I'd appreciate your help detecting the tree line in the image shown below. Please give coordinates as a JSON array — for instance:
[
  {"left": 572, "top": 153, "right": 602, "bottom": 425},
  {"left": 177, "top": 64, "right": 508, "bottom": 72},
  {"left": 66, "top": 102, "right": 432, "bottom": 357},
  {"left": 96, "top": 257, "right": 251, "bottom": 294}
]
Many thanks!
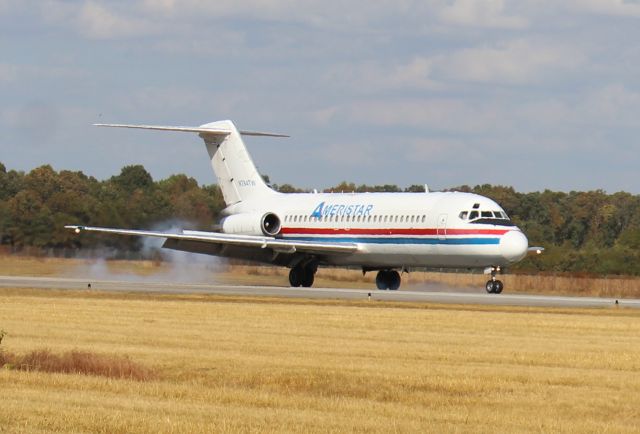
[{"left": 1, "top": 162, "right": 639, "bottom": 275}]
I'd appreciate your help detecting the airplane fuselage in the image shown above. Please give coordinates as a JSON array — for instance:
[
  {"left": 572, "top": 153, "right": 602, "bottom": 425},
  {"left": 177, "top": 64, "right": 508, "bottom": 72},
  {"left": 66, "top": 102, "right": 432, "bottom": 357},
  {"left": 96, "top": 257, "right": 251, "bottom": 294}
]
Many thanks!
[{"left": 221, "top": 190, "right": 528, "bottom": 270}]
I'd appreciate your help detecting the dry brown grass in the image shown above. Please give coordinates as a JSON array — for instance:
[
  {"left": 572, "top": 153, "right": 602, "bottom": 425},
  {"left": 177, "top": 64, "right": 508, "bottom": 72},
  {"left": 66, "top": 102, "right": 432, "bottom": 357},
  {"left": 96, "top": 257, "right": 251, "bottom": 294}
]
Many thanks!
[
  {"left": 1, "top": 288, "right": 639, "bottom": 433},
  {"left": 0, "top": 349, "right": 155, "bottom": 381},
  {"left": 3, "top": 254, "right": 640, "bottom": 297}
]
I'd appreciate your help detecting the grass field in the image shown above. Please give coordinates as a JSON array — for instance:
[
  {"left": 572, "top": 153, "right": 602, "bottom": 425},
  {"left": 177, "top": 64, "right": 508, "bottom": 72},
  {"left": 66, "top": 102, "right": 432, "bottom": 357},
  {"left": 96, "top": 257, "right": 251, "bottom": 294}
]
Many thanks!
[{"left": 1, "top": 287, "right": 639, "bottom": 433}]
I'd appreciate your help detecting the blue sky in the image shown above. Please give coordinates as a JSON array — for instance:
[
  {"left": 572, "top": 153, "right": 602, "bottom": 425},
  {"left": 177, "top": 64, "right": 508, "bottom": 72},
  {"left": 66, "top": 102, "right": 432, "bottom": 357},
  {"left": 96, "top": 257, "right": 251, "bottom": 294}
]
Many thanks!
[{"left": 1, "top": 0, "right": 639, "bottom": 192}]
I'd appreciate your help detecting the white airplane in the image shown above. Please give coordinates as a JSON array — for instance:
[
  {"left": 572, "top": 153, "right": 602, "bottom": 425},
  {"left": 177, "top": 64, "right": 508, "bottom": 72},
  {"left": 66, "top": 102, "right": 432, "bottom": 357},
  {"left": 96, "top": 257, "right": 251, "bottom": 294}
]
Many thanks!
[{"left": 67, "top": 120, "right": 542, "bottom": 293}]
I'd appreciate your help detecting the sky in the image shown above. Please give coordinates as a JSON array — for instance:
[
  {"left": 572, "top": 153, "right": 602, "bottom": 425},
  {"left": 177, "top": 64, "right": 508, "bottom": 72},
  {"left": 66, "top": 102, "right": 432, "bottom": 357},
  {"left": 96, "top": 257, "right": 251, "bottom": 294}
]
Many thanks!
[{"left": 1, "top": 0, "right": 639, "bottom": 193}]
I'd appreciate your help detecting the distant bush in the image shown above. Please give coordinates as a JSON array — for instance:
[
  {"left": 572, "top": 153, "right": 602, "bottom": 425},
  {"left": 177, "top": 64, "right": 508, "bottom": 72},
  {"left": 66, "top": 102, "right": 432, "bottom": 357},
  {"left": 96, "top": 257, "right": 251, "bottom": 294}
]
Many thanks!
[{"left": 1, "top": 348, "right": 156, "bottom": 381}]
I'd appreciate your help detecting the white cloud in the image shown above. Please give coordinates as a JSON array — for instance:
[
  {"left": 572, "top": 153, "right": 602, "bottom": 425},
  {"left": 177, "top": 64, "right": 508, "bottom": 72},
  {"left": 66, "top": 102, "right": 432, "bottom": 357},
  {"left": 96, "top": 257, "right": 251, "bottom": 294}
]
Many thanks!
[
  {"left": 0, "top": 64, "right": 18, "bottom": 82},
  {"left": 439, "top": 0, "right": 528, "bottom": 29},
  {"left": 430, "top": 39, "right": 585, "bottom": 84},
  {"left": 321, "top": 37, "right": 586, "bottom": 96},
  {"left": 568, "top": 0, "right": 640, "bottom": 17},
  {"left": 322, "top": 58, "right": 441, "bottom": 95},
  {"left": 39, "top": 1, "right": 156, "bottom": 39},
  {"left": 76, "top": 1, "right": 155, "bottom": 39},
  {"left": 140, "top": 0, "right": 411, "bottom": 28},
  {"left": 339, "top": 98, "right": 502, "bottom": 134}
]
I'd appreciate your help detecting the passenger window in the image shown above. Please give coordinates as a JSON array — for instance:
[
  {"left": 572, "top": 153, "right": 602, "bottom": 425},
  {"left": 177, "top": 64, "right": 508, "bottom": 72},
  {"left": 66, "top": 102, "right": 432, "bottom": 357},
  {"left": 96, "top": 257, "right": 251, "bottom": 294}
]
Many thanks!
[
  {"left": 421, "top": 215, "right": 426, "bottom": 223},
  {"left": 469, "top": 211, "right": 479, "bottom": 220},
  {"left": 459, "top": 211, "right": 468, "bottom": 220}
]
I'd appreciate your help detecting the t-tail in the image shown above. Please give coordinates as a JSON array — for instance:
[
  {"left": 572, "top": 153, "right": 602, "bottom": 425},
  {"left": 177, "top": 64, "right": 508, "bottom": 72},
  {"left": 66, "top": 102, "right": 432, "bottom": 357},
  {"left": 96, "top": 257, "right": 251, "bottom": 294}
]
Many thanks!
[{"left": 94, "top": 120, "right": 287, "bottom": 205}]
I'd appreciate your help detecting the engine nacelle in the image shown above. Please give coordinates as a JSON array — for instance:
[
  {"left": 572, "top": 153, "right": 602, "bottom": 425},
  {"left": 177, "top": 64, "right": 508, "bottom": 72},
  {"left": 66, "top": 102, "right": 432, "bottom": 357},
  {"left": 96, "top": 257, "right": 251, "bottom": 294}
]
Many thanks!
[{"left": 221, "top": 212, "right": 281, "bottom": 236}]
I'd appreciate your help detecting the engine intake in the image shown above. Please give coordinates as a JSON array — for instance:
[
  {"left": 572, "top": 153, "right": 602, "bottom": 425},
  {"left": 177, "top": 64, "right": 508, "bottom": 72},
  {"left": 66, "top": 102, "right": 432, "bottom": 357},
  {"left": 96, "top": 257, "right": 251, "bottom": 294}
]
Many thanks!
[
  {"left": 221, "top": 212, "right": 281, "bottom": 237},
  {"left": 261, "top": 212, "right": 281, "bottom": 236}
]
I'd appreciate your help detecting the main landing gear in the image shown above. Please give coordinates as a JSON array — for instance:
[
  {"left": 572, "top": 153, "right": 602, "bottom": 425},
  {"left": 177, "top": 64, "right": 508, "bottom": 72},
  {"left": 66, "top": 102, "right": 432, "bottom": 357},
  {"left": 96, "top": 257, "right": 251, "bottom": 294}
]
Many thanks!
[
  {"left": 289, "top": 262, "right": 317, "bottom": 288},
  {"left": 485, "top": 267, "right": 504, "bottom": 294},
  {"left": 376, "top": 270, "right": 401, "bottom": 290}
]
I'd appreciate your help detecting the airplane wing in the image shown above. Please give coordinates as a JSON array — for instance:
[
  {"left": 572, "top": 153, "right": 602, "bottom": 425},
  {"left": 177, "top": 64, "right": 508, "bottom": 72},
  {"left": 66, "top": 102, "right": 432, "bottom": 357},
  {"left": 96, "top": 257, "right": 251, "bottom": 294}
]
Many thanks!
[
  {"left": 64, "top": 225, "right": 358, "bottom": 255},
  {"left": 528, "top": 246, "right": 545, "bottom": 255}
]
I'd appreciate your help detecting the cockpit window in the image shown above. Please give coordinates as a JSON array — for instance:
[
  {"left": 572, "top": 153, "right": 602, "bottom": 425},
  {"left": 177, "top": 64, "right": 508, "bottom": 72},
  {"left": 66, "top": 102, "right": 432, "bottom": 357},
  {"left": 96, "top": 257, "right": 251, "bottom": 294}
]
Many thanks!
[{"left": 460, "top": 208, "right": 513, "bottom": 225}]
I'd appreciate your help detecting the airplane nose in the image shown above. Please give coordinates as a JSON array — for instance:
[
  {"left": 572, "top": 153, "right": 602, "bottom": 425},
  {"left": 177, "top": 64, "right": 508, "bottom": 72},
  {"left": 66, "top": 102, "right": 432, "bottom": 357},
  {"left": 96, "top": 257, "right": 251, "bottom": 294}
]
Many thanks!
[{"left": 500, "top": 230, "right": 528, "bottom": 263}]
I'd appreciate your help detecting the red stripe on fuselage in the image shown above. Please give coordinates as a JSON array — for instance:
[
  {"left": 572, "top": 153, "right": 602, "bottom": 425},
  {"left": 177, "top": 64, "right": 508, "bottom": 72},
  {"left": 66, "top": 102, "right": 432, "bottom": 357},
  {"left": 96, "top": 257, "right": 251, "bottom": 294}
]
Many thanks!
[{"left": 280, "top": 227, "right": 509, "bottom": 236}]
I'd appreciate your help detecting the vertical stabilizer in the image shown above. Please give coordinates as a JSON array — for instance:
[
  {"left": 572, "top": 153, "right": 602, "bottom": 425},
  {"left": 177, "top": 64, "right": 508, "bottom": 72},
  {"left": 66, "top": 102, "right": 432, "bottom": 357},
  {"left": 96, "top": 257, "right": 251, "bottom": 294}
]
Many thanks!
[
  {"left": 94, "top": 120, "right": 282, "bottom": 206},
  {"left": 199, "top": 120, "right": 275, "bottom": 205}
]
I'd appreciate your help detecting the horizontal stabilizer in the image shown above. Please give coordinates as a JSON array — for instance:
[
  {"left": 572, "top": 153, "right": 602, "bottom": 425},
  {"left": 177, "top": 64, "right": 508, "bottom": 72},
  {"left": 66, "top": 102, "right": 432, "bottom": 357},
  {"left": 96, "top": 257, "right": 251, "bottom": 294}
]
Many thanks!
[{"left": 94, "top": 123, "right": 289, "bottom": 137}]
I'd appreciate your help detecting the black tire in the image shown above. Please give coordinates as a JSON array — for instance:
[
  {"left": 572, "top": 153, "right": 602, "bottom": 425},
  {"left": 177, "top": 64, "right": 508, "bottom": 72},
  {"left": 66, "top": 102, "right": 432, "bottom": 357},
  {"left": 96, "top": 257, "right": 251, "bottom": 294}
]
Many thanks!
[
  {"left": 301, "top": 270, "right": 314, "bottom": 287},
  {"left": 485, "top": 280, "right": 495, "bottom": 294},
  {"left": 376, "top": 271, "right": 389, "bottom": 290},
  {"left": 388, "top": 270, "right": 401, "bottom": 290},
  {"left": 289, "top": 267, "right": 302, "bottom": 287},
  {"left": 494, "top": 280, "right": 504, "bottom": 294}
]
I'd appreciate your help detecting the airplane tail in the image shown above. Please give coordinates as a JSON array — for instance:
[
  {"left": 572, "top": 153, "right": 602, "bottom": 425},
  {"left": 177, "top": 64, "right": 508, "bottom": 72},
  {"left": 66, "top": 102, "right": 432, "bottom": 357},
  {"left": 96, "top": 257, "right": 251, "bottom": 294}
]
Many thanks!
[{"left": 95, "top": 120, "right": 287, "bottom": 205}]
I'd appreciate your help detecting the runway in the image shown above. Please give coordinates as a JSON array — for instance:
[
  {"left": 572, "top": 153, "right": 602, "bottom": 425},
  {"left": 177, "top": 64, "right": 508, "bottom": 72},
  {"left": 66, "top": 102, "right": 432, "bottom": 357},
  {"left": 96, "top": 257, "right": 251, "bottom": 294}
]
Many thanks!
[{"left": 1, "top": 275, "right": 639, "bottom": 309}]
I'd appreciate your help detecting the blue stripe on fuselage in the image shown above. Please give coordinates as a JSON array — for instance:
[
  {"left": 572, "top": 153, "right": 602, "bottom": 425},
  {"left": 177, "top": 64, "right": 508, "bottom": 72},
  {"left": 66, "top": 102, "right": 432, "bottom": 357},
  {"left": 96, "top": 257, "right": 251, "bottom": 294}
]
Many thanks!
[{"left": 284, "top": 236, "right": 500, "bottom": 245}]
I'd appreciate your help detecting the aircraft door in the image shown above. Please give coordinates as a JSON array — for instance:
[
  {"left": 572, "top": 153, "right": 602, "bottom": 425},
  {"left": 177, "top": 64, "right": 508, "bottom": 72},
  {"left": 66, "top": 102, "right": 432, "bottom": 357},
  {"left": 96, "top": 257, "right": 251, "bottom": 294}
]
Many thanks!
[{"left": 437, "top": 214, "right": 447, "bottom": 240}]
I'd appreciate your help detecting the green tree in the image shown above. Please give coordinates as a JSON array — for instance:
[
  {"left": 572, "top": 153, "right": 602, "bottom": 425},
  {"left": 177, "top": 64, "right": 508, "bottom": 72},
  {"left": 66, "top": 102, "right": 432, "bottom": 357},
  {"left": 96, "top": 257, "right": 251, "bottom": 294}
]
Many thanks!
[{"left": 110, "top": 165, "right": 154, "bottom": 193}]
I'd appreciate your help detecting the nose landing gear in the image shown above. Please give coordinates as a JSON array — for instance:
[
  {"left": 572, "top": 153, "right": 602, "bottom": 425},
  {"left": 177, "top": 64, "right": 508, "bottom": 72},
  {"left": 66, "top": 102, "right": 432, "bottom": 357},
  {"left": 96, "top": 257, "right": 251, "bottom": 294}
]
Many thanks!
[{"left": 485, "top": 267, "right": 504, "bottom": 294}]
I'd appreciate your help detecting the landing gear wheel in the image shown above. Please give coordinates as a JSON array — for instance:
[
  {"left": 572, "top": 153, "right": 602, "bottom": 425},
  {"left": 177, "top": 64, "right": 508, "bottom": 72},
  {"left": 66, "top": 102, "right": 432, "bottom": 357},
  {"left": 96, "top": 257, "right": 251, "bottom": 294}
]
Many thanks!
[
  {"left": 485, "top": 280, "right": 495, "bottom": 294},
  {"left": 485, "top": 280, "right": 504, "bottom": 294},
  {"left": 494, "top": 280, "right": 504, "bottom": 294},
  {"left": 301, "top": 268, "right": 315, "bottom": 287},
  {"left": 289, "top": 267, "right": 302, "bottom": 287},
  {"left": 376, "top": 271, "right": 389, "bottom": 290},
  {"left": 376, "top": 270, "right": 402, "bottom": 290},
  {"left": 289, "top": 262, "right": 317, "bottom": 288},
  {"left": 388, "top": 271, "right": 401, "bottom": 290}
]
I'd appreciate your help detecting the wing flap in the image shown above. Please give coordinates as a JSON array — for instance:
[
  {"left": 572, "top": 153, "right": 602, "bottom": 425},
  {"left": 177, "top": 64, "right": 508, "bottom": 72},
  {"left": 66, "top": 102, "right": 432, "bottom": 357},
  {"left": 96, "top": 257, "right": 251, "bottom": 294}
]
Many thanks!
[{"left": 65, "top": 225, "right": 358, "bottom": 254}]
